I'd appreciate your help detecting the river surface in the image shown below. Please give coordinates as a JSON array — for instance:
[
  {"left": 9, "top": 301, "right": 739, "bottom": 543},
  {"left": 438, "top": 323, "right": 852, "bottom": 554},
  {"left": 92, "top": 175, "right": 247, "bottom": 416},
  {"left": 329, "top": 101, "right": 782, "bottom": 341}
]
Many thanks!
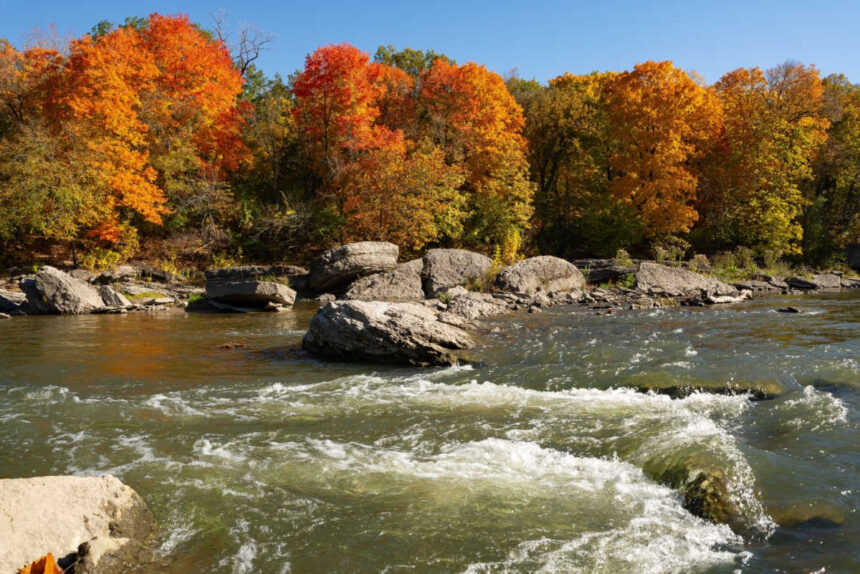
[{"left": 1, "top": 292, "right": 858, "bottom": 573}]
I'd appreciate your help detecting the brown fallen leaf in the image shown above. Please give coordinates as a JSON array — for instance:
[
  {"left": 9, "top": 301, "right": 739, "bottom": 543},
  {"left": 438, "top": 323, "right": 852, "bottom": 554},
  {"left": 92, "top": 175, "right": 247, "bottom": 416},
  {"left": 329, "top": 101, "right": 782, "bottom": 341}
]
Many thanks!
[{"left": 18, "top": 553, "right": 62, "bottom": 574}]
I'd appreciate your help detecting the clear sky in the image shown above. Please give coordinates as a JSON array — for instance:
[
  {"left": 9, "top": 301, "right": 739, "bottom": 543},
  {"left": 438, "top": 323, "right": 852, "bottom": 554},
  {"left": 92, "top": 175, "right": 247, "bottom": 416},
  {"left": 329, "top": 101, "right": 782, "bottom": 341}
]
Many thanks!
[{"left": 1, "top": 0, "right": 858, "bottom": 84}]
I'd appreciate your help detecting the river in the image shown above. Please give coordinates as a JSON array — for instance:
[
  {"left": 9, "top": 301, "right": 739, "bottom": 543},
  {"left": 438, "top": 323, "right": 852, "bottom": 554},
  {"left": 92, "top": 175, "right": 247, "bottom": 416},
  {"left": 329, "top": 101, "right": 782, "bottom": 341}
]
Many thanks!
[{"left": 0, "top": 292, "right": 857, "bottom": 573}]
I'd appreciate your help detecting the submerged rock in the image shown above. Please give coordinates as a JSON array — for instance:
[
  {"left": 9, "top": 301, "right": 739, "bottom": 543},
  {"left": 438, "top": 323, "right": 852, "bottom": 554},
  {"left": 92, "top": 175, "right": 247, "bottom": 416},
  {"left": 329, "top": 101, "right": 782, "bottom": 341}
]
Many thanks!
[
  {"left": 682, "top": 469, "right": 734, "bottom": 525},
  {"left": 309, "top": 242, "right": 399, "bottom": 292},
  {"left": 343, "top": 265, "right": 424, "bottom": 301},
  {"left": 422, "top": 249, "right": 493, "bottom": 295},
  {"left": 635, "top": 261, "right": 737, "bottom": 298},
  {"left": 633, "top": 379, "right": 784, "bottom": 401},
  {"left": 0, "top": 475, "right": 155, "bottom": 574},
  {"left": 303, "top": 300, "right": 473, "bottom": 366},
  {"left": 495, "top": 256, "right": 585, "bottom": 295},
  {"left": 19, "top": 266, "right": 105, "bottom": 315}
]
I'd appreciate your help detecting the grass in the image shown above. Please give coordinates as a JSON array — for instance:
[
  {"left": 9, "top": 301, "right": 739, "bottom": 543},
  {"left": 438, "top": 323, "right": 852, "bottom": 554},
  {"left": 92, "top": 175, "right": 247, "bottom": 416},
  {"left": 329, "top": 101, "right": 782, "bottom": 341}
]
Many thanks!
[
  {"left": 187, "top": 293, "right": 206, "bottom": 304},
  {"left": 125, "top": 291, "right": 166, "bottom": 301}
]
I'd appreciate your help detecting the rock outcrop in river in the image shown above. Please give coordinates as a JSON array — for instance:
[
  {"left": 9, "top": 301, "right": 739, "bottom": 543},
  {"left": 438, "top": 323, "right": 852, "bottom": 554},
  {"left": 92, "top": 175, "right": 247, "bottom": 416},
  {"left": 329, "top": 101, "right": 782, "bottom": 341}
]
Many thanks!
[
  {"left": 343, "top": 264, "right": 424, "bottom": 302},
  {"left": 422, "top": 249, "right": 493, "bottom": 295},
  {"left": 303, "top": 300, "right": 474, "bottom": 366},
  {"left": 495, "top": 256, "right": 585, "bottom": 295},
  {"left": 205, "top": 266, "right": 297, "bottom": 311},
  {"left": 0, "top": 475, "right": 155, "bottom": 574},
  {"left": 309, "top": 242, "right": 399, "bottom": 292}
]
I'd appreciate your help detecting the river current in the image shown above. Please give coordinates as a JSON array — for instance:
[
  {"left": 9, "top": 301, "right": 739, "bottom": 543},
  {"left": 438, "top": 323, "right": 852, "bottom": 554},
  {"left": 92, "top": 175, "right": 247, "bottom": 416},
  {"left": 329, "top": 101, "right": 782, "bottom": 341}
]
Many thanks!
[{"left": 0, "top": 292, "right": 857, "bottom": 573}]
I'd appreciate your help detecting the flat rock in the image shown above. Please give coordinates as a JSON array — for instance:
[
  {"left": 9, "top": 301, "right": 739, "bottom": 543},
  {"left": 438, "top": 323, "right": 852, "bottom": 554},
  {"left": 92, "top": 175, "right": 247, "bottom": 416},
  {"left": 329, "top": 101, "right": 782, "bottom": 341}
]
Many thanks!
[
  {"left": 635, "top": 261, "right": 737, "bottom": 298},
  {"left": 303, "top": 300, "right": 473, "bottom": 366},
  {"left": 495, "top": 256, "right": 585, "bottom": 295},
  {"left": 343, "top": 266, "right": 424, "bottom": 301},
  {"left": 19, "top": 266, "right": 105, "bottom": 314},
  {"left": 95, "top": 265, "right": 139, "bottom": 284},
  {"left": 129, "top": 262, "right": 179, "bottom": 284},
  {"left": 309, "top": 242, "right": 399, "bottom": 292},
  {"left": 438, "top": 292, "right": 510, "bottom": 325},
  {"left": 0, "top": 475, "right": 155, "bottom": 574},
  {"left": 841, "top": 277, "right": 860, "bottom": 289},
  {"left": 786, "top": 274, "right": 842, "bottom": 290},
  {"left": 206, "top": 278, "right": 296, "bottom": 308},
  {"left": 423, "top": 249, "right": 493, "bottom": 295},
  {"left": 734, "top": 280, "right": 777, "bottom": 292}
]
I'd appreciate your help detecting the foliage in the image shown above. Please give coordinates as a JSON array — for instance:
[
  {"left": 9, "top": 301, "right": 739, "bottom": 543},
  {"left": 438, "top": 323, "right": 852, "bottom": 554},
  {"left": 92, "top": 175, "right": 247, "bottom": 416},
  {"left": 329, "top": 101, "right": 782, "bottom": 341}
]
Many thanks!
[
  {"left": 607, "top": 61, "right": 722, "bottom": 236},
  {"left": 614, "top": 248, "right": 633, "bottom": 266},
  {"left": 650, "top": 235, "right": 690, "bottom": 266}
]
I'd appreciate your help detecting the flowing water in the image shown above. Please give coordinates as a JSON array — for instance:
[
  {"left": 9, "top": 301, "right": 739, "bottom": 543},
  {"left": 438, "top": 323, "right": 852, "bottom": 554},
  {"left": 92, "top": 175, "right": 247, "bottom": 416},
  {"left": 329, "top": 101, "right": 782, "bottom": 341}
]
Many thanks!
[{"left": 0, "top": 292, "right": 858, "bottom": 573}]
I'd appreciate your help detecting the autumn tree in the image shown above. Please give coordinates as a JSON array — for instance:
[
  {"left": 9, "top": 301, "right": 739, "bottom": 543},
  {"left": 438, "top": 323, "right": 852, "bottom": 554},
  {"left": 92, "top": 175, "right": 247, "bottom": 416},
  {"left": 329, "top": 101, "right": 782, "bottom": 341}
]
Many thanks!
[
  {"left": 698, "top": 62, "right": 828, "bottom": 256},
  {"left": 607, "top": 61, "right": 721, "bottom": 238},
  {"left": 420, "top": 60, "right": 533, "bottom": 259},
  {"left": 806, "top": 74, "right": 860, "bottom": 261},
  {"left": 293, "top": 43, "right": 466, "bottom": 252}
]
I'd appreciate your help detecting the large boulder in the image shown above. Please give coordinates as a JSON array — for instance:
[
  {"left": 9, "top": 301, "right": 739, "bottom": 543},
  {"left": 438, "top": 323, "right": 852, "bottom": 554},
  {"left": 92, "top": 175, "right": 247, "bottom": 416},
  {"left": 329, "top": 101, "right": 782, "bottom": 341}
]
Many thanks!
[
  {"left": 343, "top": 265, "right": 424, "bottom": 301},
  {"left": 19, "top": 266, "right": 105, "bottom": 314},
  {"left": 574, "top": 259, "right": 638, "bottom": 285},
  {"left": 205, "top": 267, "right": 296, "bottom": 309},
  {"left": 495, "top": 256, "right": 585, "bottom": 295},
  {"left": 309, "top": 242, "right": 399, "bottom": 292},
  {"left": 0, "top": 475, "right": 155, "bottom": 574},
  {"left": 303, "top": 301, "right": 473, "bottom": 366},
  {"left": 422, "top": 249, "right": 493, "bottom": 296},
  {"left": 635, "top": 261, "right": 737, "bottom": 298}
]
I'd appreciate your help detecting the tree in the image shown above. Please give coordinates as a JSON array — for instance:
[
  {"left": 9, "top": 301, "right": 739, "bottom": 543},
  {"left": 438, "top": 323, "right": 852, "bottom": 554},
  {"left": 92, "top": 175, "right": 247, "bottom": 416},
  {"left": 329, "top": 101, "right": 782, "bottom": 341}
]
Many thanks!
[
  {"left": 607, "top": 61, "right": 722, "bottom": 237},
  {"left": 420, "top": 60, "right": 533, "bottom": 258},
  {"left": 699, "top": 62, "right": 828, "bottom": 255}
]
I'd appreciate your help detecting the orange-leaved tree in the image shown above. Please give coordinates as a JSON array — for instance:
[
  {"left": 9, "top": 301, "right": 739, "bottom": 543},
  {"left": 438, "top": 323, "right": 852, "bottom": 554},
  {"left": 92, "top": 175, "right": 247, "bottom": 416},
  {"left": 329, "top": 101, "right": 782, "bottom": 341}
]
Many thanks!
[
  {"left": 420, "top": 60, "right": 533, "bottom": 260},
  {"left": 607, "top": 61, "right": 722, "bottom": 238}
]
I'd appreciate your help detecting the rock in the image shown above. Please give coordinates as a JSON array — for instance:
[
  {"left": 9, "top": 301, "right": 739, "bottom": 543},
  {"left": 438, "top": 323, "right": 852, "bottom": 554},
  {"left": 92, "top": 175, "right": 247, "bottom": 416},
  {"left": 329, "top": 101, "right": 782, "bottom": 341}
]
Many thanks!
[
  {"left": 68, "top": 269, "right": 97, "bottom": 283},
  {"left": 495, "top": 256, "right": 585, "bottom": 295},
  {"left": 0, "top": 312, "right": 10, "bottom": 319},
  {"left": 635, "top": 261, "right": 737, "bottom": 298},
  {"left": 205, "top": 267, "right": 296, "bottom": 309},
  {"left": 572, "top": 259, "right": 639, "bottom": 285},
  {"left": 98, "top": 285, "right": 131, "bottom": 308},
  {"left": 19, "top": 266, "right": 105, "bottom": 314},
  {"left": 634, "top": 379, "right": 784, "bottom": 401},
  {"left": 786, "top": 274, "right": 842, "bottom": 290},
  {"left": 422, "top": 249, "right": 493, "bottom": 295},
  {"left": 95, "top": 265, "right": 139, "bottom": 284},
  {"left": 841, "top": 277, "right": 860, "bottom": 289},
  {"left": 682, "top": 469, "right": 734, "bottom": 525},
  {"left": 810, "top": 273, "right": 842, "bottom": 290},
  {"left": 770, "top": 501, "right": 845, "bottom": 528},
  {"left": 753, "top": 274, "right": 789, "bottom": 289},
  {"left": 778, "top": 306, "right": 801, "bottom": 313},
  {"left": 343, "top": 265, "right": 424, "bottom": 301},
  {"left": 314, "top": 293, "right": 336, "bottom": 303},
  {"left": 0, "top": 475, "right": 155, "bottom": 574},
  {"left": 302, "top": 301, "right": 473, "bottom": 366},
  {"left": 143, "top": 297, "right": 174, "bottom": 306},
  {"left": 121, "top": 284, "right": 171, "bottom": 297},
  {"left": 0, "top": 288, "right": 28, "bottom": 314},
  {"left": 399, "top": 258, "right": 424, "bottom": 273},
  {"left": 308, "top": 242, "right": 399, "bottom": 292},
  {"left": 129, "top": 262, "right": 179, "bottom": 284},
  {"left": 438, "top": 292, "right": 510, "bottom": 325},
  {"left": 733, "top": 280, "right": 777, "bottom": 292}
]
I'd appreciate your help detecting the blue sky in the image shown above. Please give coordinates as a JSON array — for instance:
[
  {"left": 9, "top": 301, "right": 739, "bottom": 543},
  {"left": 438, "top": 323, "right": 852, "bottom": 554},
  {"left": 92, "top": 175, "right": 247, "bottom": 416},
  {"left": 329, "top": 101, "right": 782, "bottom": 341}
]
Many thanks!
[{"left": 1, "top": 0, "right": 857, "bottom": 84}]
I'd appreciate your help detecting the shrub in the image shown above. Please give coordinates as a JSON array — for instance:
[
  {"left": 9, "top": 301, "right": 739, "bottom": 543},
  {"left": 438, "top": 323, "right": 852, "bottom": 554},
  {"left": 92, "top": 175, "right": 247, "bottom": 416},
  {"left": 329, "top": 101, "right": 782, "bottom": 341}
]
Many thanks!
[
  {"left": 614, "top": 248, "right": 633, "bottom": 266},
  {"left": 688, "top": 253, "right": 710, "bottom": 273},
  {"left": 651, "top": 236, "right": 690, "bottom": 266}
]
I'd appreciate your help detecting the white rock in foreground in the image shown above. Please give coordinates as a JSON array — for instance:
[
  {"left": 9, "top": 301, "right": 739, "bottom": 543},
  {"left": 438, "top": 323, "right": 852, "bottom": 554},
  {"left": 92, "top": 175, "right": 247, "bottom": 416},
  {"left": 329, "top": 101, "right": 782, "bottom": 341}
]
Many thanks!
[{"left": 0, "top": 475, "right": 155, "bottom": 573}]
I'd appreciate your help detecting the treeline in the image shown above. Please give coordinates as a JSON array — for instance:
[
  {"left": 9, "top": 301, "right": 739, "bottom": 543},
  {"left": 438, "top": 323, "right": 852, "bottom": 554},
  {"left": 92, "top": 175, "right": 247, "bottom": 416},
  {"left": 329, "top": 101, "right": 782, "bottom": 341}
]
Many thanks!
[{"left": 0, "top": 14, "right": 857, "bottom": 270}]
